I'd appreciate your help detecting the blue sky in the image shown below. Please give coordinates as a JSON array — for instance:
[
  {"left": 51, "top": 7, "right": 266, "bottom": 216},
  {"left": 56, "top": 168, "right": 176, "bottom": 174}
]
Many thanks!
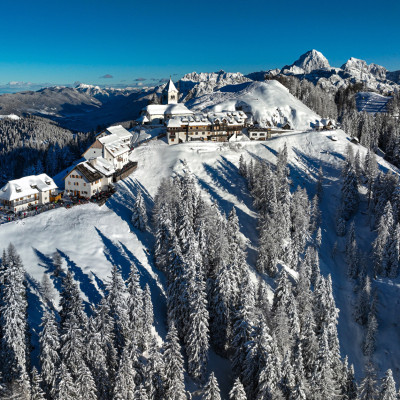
[{"left": 1, "top": 0, "right": 399, "bottom": 88}]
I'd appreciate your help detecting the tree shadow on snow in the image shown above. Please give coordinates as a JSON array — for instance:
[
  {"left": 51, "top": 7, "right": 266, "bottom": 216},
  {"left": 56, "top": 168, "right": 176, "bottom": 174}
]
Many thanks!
[
  {"left": 57, "top": 249, "right": 102, "bottom": 306},
  {"left": 118, "top": 241, "right": 167, "bottom": 339},
  {"left": 25, "top": 273, "right": 45, "bottom": 370},
  {"left": 33, "top": 248, "right": 65, "bottom": 294}
]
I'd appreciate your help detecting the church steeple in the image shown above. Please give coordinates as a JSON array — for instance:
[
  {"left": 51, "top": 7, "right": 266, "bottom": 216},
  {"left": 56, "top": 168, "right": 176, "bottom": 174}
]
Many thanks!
[{"left": 162, "top": 77, "right": 179, "bottom": 104}]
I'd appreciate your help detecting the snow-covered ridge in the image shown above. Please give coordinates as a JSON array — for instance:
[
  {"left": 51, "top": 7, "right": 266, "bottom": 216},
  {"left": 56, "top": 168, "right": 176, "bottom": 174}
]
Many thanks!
[
  {"left": 269, "top": 50, "right": 400, "bottom": 94},
  {"left": 282, "top": 49, "right": 331, "bottom": 75},
  {"left": 187, "top": 80, "right": 321, "bottom": 130},
  {"left": 179, "top": 70, "right": 251, "bottom": 101}
]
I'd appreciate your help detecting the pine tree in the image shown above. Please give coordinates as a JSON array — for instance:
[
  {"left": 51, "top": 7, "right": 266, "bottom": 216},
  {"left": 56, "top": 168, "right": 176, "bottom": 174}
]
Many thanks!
[
  {"left": 346, "top": 222, "right": 359, "bottom": 279},
  {"left": 142, "top": 284, "right": 154, "bottom": 351},
  {"left": 239, "top": 155, "right": 247, "bottom": 177},
  {"left": 145, "top": 336, "right": 166, "bottom": 400},
  {"left": 341, "top": 164, "right": 359, "bottom": 220},
  {"left": 363, "top": 312, "right": 378, "bottom": 357},
  {"left": 41, "top": 273, "right": 55, "bottom": 304},
  {"left": 127, "top": 263, "right": 144, "bottom": 348},
  {"left": 31, "top": 367, "right": 46, "bottom": 400},
  {"left": 0, "top": 244, "right": 30, "bottom": 396},
  {"left": 230, "top": 378, "right": 247, "bottom": 400},
  {"left": 113, "top": 344, "right": 137, "bottom": 400},
  {"left": 354, "top": 275, "right": 371, "bottom": 326},
  {"left": 202, "top": 372, "right": 221, "bottom": 400},
  {"left": 358, "top": 363, "right": 378, "bottom": 400},
  {"left": 76, "top": 363, "right": 97, "bottom": 400},
  {"left": 54, "top": 362, "right": 77, "bottom": 400},
  {"left": 163, "top": 324, "right": 186, "bottom": 400},
  {"left": 39, "top": 307, "right": 60, "bottom": 397},
  {"left": 379, "top": 369, "right": 397, "bottom": 400},
  {"left": 106, "top": 265, "right": 129, "bottom": 356},
  {"left": 132, "top": 191, "right": 148, "bottom": 232}
]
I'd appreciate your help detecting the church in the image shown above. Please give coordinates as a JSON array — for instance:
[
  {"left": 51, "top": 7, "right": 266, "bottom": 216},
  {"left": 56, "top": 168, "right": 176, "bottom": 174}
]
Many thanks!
[{"left": 138, "top": 78, "right": 193, "bottom": 125}]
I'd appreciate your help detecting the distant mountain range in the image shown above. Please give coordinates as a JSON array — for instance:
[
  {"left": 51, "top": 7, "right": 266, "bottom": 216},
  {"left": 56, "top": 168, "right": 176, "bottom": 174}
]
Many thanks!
[
  {"left": 0, "top": 50, "right": 398, "bottom": 131},
  {"left": 258, "top": 49, "right": 400, "bottom": 93}
]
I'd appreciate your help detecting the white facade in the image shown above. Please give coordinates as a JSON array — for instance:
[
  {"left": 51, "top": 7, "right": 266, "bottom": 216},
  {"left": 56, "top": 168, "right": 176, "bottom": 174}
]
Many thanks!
[
  {"left": 166, "top": 111, "right": 247, "bottom": 145},
  {"left": 141, "top": 103, "right": 193, "bottom": 125},
  {"left": 64, "top": 158, "right": 115, "bottom": 198},
  {"left": 83, "top": 132, "right": 132, "bottom": 171},
  {"left": 0, "top": 174, "right": 58, "bottom": 213},
  {"left": 162, "top": 78, "right": 179, "bottom": 105}
]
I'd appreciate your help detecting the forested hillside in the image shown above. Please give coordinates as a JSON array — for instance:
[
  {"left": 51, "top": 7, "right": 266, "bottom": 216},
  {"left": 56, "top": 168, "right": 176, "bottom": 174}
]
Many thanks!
[
  {"left": 1, "top": 129, "right": 400, "bottom": 399},
  {"left": 0, "top": 115, "right": 93, "bottom": 185}
]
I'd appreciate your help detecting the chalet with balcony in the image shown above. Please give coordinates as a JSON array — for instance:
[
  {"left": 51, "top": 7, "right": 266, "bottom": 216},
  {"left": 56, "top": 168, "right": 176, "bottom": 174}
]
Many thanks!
[
  {"left": 64, "top": 157, "right": 115, "bottom": 198},
  {"left": 166, "top": 111, "right": 247, "bottom": 144},
  {"left": 0, "top": 174, "right": 58, "bottom": 213}
]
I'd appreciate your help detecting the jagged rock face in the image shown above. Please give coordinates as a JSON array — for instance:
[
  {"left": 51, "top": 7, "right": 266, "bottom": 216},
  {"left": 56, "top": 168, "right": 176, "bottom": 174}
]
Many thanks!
[
  {"left": 263, "top": 50, "right": 399, "bottom": 93},
  {"left": 282, "top": 49, "right": 331, "bottom": 74},
  {"left": 341, "top": 57, "right": 387, "bottom": 81},
  {"left": 179, "top": 70, "right": 251, "bottom": 101}
]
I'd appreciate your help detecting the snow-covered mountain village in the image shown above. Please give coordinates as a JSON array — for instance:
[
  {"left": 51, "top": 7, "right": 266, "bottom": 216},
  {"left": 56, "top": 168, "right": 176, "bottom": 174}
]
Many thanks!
[{"left": 1, "top": 37, "right": 400, "bottom": 400}]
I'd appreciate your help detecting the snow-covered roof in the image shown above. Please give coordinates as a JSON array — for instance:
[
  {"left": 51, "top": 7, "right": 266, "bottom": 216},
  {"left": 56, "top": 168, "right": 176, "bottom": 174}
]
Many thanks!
[
  {"left": 0, "top": 174, "right": 57, "bottom": 201},
  {"left": 144, "top": 103, "right": 193, "bottom": 116},
  {"left": 99, "top": 134, "right": 131, "bottom": 157},
  {"left": 163, "top": 78, "right": 178, "bottom": 93},
  {"left": 166, "top": 118, "right": 183, "bottom": 128},
  {"left": 88, "top": 157, "right": 116, "bottom": 177},
  {"left": 106, "top": 125, "right": 132, "bottom": 140}
]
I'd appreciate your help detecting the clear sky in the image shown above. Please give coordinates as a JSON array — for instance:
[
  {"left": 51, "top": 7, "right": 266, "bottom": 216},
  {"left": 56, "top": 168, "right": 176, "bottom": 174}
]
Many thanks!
[{"left": 1, "top": 0, "right": 399, "bottom": 89}]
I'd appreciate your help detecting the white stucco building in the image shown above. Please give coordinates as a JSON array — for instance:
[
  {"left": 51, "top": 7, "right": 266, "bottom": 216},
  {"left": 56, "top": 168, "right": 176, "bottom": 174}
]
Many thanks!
[
  {"left": 82, "top": 132, "right": 132, "bottom": 171},
  {"left": 0, "top": 174, "right": 58, "bottom": 213},
  {"left": 139, "top": 78, "right": 193, "bottom": 125},
  {"left": 166, "top": 111, "right": 247, "bottom": 144},
  {"left": 64, "top": 157, "right": 115, "bottom": 198}
]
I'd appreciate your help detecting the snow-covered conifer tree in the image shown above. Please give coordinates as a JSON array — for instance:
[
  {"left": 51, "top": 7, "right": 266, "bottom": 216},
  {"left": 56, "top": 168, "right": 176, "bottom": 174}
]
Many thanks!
[
  {"left": 0, "top": 244, "right": 30, "bottom": 396},
  {"left": 106, "top": 265, "right": 129, "bottom": 356},
  {"left": 30, "top": 367, "right": 46, "bottom": 400},
  {"left": 230, "top": 378, "right": 247, "bottom": 400},
  {"left": 363, "top": 312, "right": 378, "bottom": 357},
  {"left": 127, "top": 263, "right": 144, "bottom": 348},
  {"left": 379, "top": 369, "right": 397, "bottom": 400},
  {"left": 341, "top": 163, "right": 359, "bottom": 220},
  {"left": 132, "top": 191, "right": 148, "bottom": 232},
  {"left": 202, "top": 372, "right": 221, "bottom": 400},
  {"left": 239, "top": 154, "right": 247, "bottom": 177},
  {"left": 54, "top": 362, "right": 77, "bottom": 400},
  {"left": 358, "top": 363, "right": 378, "bottom": 400},
  {"left": 163, "top": 323, "right": 186, "bottom": 400},
  {"left": 354, "top": 275, "right": 371, "bottom": 326},
  {"left": 39, "top": 307, "right": 60, "bottom": 397}
]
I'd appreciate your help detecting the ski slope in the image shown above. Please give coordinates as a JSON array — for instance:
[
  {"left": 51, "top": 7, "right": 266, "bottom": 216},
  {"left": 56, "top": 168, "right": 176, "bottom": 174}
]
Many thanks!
[
  {"left": 1, "top": 129, "right": 400, "bottom": 397},
  {"left": 356, "top": 92, "right": 392, "bottom": 113}
]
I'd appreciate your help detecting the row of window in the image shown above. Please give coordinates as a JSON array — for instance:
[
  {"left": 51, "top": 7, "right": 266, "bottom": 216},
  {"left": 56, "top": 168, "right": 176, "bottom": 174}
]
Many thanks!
[
  {"left": 70, "top": 174, "right": 81, "bottom": 179},
  {"left": 67, "top": 180, "right": 100, "bottom": 186}
]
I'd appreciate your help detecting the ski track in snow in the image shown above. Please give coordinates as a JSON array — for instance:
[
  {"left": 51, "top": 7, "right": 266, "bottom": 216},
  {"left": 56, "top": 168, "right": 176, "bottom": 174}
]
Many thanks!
[{"left": 2, "top": 128, "right": 400, "bottom": 396}]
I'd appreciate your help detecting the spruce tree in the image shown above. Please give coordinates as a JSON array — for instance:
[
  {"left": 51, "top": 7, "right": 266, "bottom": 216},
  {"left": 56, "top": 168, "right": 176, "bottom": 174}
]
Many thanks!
[
  {"left": 39, "top": 307, "right": 60, "bottom": 397},
  {"left": 0, "top": 244, "right": 30, "bottom": 396},
  {"left": 230, "top": 378, "right": 247, "bottom": 400},
  {"left": 163, "top": 324, "right": 186, "bottom": 400},
  {"left": 31, "top": 367, "right": 46, "bottom": 400},
  {"left": 202, "top": 372, "right": 221, "bottom": 400},
  {"left": 132, "top": 191, "right": 148, "bottom": 232},
  {"left": 379, "top": 369, "right": 397, "bottom": 400}
]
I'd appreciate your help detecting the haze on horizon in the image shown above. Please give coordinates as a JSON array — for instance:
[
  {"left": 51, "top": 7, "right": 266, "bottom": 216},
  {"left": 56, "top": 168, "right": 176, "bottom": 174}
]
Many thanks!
[{"left": 0, "top": 0, "right": 399, "bottom": 92}]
